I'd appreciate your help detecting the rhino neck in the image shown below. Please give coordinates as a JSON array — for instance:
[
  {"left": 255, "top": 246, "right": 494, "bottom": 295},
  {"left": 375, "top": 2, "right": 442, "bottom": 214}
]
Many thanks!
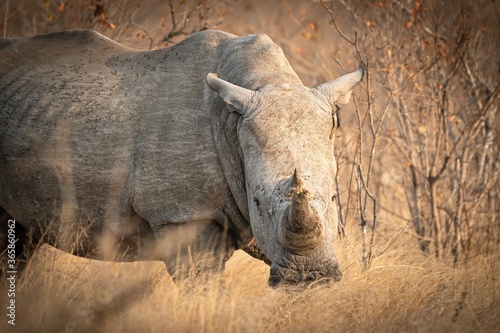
[{"left": 210, "top": 98, "right": 253, "bottom": 248}]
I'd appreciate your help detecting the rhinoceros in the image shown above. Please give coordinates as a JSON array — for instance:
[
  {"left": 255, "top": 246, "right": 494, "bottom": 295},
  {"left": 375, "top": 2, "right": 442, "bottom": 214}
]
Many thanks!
[{"left": 0, "top": 29, "right": 363, "bottom": 286}]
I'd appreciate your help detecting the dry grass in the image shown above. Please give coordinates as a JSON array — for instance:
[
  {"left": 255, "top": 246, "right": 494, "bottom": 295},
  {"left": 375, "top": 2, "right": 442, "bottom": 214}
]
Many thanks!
[{"left": 1, "top": 236, "right": 499, "bottom": 333}]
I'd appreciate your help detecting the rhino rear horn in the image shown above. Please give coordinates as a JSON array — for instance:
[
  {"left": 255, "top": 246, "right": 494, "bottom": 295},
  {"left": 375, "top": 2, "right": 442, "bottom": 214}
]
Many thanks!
[
  {"left": 315, "top": 67, "right": 364, "bottom": 106},
  {"left": 279, "top": 169, "right": 322, "bottom": 255}
]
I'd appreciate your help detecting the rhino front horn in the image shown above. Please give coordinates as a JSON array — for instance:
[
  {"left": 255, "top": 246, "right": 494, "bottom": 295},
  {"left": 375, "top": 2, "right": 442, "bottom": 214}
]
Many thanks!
[{"left": 279, "top": 169, "right": 322, "bottom": 255}]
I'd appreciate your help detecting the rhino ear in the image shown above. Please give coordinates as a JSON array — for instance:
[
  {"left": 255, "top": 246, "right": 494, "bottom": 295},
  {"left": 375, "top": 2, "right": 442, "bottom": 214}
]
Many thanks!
[
  {"left": 315, "top": 67, "right": 364, "bottom": 106},
  {"left": 207, "top": 73, "right": 255, "bottom": 114}
]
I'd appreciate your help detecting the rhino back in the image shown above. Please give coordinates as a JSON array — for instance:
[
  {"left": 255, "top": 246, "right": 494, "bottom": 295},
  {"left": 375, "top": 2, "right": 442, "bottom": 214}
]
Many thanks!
[{"left": 0, "top": 30, "right": 139, "bottom": 227}]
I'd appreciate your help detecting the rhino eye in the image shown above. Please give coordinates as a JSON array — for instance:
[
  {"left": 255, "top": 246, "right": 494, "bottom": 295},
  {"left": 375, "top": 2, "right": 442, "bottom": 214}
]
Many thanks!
[{"left": 253, "top": 197, "right": 263, "bottom": 217}]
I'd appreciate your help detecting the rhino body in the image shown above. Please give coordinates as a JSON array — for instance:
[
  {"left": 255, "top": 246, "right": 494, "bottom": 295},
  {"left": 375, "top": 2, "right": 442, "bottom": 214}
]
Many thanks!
[{"left": 0, "top": 30, "right": 363, "bottom": 285}]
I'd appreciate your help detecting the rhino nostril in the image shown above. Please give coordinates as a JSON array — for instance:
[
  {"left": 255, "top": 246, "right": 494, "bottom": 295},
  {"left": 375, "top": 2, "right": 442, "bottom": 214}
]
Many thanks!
[{"left": 304, "top": 274, "right": 316, "bottom": 283}]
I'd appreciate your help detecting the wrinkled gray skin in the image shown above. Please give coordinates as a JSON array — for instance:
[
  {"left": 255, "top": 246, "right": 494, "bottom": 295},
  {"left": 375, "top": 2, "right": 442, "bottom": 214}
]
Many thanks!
[{"left": 0, "top": 30, "right": 363, "bottom": 286}]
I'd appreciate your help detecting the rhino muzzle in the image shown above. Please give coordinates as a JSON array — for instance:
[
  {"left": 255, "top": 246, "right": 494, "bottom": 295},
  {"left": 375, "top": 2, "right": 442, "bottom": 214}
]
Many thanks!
[
  {"left": 268, "top": 258, "right": 342, "bottom": 287},
  {"left": 269, "top": 169, "right": 342, "bottom": 287},
  {"left": 278, "top": 169, "right": 323, "bottom": 255}
]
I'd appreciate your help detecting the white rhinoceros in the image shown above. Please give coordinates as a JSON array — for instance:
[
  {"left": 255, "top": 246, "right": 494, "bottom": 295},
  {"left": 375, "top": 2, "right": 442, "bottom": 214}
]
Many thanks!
[{"left": 0, "top": 29, "right": 363, "bottom": 286}]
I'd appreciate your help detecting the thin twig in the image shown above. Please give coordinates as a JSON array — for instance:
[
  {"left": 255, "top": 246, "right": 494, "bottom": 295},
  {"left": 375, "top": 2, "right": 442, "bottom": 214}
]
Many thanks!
[
  {"left": 377, "top": 219, "right": 412, "bottom": 256},
  {"left": 320, "top": 0, "right": 355, "bottom": 46},
  {"left": 357, "top": 164, "right": 377, "bottom": 268}
]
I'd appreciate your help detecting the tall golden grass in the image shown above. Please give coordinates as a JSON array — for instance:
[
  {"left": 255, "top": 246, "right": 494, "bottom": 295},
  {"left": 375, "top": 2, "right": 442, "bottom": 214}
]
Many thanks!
[{"left": 1, "top": 231, "right": 499, "bottom": 333}]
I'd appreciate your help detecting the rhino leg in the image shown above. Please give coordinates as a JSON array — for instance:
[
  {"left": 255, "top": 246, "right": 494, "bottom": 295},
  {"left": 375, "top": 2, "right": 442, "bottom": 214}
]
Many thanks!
[
  {"left": 94, "top": 214, "right": 158, "bottom": 262},
  {"left": 154, "top": 220, "right": 237, "bottom": 279}
]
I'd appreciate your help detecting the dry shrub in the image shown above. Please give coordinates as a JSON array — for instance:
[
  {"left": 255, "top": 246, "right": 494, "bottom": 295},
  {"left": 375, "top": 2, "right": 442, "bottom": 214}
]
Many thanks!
[{"left": 318, "top": 0, "right": 499, "bottom": 266}]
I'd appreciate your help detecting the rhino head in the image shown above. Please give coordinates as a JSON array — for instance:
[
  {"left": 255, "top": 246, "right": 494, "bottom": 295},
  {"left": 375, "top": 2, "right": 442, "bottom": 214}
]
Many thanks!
[{"left": 207, "top": 68, "right": 363, "bottom": 286}]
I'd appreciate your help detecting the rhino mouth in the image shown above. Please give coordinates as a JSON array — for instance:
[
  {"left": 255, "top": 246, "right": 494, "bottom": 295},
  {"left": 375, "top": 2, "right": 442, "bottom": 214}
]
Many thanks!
[{"left": 268, "top": 260, "right": 342, "bottom": 288}]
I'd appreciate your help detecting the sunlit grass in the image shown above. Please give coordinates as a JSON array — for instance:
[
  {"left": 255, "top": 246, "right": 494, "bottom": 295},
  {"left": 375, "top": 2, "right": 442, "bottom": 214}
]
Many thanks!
[{"left": 1, "top": 235, "right": 498, "bottom": 333}]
